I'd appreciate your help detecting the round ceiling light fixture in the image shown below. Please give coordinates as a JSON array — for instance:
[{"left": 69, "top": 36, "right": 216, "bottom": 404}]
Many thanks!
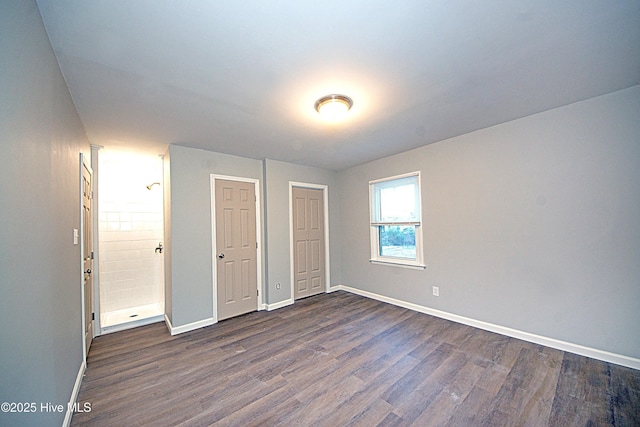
[{"left": 314, "top": 94, "right": 353, "bottom": 121}]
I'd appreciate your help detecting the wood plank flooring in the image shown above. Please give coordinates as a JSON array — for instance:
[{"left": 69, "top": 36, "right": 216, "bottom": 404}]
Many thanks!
[{"left": 71, "top": 291, "right": 640, "bottom": 426}]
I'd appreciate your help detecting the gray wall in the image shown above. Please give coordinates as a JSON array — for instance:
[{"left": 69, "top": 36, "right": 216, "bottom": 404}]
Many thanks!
[
  {"left": 165, "top": 145, "right": 263, "bottom": 327},
  {"left": 164, "top": 151, "right": 342, "bottom": 321},
  {"left": 263, "top": 159, "right": 340, "bottom": 304},
  {"left": 337, "top": 86, "right": 640, "bottom": 359},
  {"left": 0, "top": 1, "right": 90, "bottom": 426}
]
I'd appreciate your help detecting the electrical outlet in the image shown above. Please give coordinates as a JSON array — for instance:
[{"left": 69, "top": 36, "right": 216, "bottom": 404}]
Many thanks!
[
  {"left": 432, "top": 286, "right": 439, "bottom": 297},
  {"left": 275, "top": 282, "right": 281, "bottom": 290}
]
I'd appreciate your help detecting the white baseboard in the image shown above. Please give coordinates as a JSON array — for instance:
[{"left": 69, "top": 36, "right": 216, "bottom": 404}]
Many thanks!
[
  {"left": 62, "top": 360, "right": 86, "bottom": 427},
  {"left": 266, "top": 298, "right": 294, "bottom": 311},
  {"left": 336, "top": 285, "right": 640, "bottom": 370},
  {"left": 165, "top": 314, "right": 215, "bottom": 336},
  {"left": 265, "top": 285, "right": 342, "bottom": 310}
]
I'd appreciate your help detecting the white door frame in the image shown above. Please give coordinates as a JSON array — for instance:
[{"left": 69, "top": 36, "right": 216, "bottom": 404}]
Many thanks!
[
  {"left": 79, "top": 153, "right": 93, "bottom": 361},
  {"left": 210, "top": 174, "right": 263, "bottom": 322},
  {"left": 289, "top": 182, "right": 330, "bottom": 301}
]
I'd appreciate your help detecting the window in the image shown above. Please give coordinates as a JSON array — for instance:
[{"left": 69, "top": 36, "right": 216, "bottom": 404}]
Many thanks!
[{"left": 369, "top": 172, "right": 425, "bottom": 269}]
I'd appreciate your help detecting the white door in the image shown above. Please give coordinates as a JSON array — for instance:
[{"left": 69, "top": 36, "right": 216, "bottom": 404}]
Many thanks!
[
  {"left": 215, "top": 179, "right": 258, "bottom": 321},
  {"left": 293, "top": 187, "right": 325, "bottom": 300},
  {"left": 81, "top": 158, "right": 94, "bottom": 357}
]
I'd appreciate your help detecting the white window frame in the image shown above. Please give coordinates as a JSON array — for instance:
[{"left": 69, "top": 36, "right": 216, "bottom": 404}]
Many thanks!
[{"left": 369, "top": 171, "right": 425, "bottom": 270}]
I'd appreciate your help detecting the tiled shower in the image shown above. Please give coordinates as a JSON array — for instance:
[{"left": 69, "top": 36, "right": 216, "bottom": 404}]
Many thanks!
[{"left": 98, "top": 149, "right": 164, "bottom": 332}]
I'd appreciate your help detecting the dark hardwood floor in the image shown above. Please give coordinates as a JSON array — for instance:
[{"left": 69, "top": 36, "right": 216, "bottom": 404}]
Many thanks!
[{"left": 71, "top": 291, "right": 640, "bottom": 426}]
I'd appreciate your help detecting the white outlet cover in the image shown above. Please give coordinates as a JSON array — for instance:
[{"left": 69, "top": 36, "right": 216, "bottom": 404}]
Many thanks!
[{"left": 432, "top": 286, "right": 439, "bottom": 297}]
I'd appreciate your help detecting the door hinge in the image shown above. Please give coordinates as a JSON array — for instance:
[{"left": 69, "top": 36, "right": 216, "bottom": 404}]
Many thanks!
[
  {"left": 257, "top": 289, "right": 259, "bottom": 297},
  {"left": 90, "top": 191, "right": 94, "bottom": 199},
  {"left": 91, "top": 251, "right": 94, "bottom": 260},
  {"left": 92, "top": 312, "right": 95, "bottom": 321}
]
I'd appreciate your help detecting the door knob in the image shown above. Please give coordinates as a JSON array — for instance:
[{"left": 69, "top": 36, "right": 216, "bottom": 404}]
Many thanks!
[
  {"left": 217, "top": 253, "right": 225, "bottom": 259},
  {"left": 85, "top": 269, "right": 92, "bottom": 274}
]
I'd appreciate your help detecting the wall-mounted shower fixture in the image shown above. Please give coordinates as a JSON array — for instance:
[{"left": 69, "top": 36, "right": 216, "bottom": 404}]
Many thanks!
[{"left": 146, "top": 182, "right": 160, "bottom": 190}]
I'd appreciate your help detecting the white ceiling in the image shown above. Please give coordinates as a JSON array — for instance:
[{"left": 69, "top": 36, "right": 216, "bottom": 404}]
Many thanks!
[{"left": 36, "top": 1, "right": 640, "bottom": 170}]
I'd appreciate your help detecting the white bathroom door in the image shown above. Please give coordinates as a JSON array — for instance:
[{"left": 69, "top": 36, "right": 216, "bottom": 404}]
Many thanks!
[
  {"left": 81, "top": 157, "right": 94, "bottom": 357},
  {"left": 215, "top": 179, "right": 258, "bottom": 321}
]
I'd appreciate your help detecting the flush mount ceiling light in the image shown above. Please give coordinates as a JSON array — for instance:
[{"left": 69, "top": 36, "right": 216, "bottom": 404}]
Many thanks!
[{"left": 314, "top": 94, "right": 353, "bottom": 121}]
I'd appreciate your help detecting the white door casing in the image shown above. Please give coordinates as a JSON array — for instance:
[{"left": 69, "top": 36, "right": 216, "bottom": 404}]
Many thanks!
[
  {"left": 289, "top": 182, "right": 330, "bottom": 302},
  {"left": 292, "top": 187, "right": 325, "bottom": 300},
  {"left": 80, "top": 154, "right": 94, "bottom": 358}
]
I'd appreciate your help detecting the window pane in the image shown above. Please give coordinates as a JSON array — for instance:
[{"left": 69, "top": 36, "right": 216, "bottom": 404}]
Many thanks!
[
  {"left": 379, "top": 225, "right": 416, "bottom": 259},
  {"left": 371, "top": 175, "right": 420, "bottom": 223},
  {"left": 379, "top": 184, "right": 417, "bottom": 222}
]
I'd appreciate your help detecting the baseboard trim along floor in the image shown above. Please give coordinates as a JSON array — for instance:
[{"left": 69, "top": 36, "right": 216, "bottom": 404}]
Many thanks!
[{"left": 333, "top": 285, "right": 640, "bottom": 370}]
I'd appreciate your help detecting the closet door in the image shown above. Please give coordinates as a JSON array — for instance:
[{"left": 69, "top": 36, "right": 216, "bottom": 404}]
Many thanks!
[{"left": 293, "top": 187, "right": 324, "bottom": 300}]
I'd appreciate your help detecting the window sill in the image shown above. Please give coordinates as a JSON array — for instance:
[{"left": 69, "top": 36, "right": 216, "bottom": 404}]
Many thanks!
[{"left": 369, "top": 259, "right": 426, "bottom": 270}]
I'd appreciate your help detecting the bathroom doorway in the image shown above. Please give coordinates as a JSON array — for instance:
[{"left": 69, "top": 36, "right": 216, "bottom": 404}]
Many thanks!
[{"left": 97, "top": 149, "right": 165, "bottom": 334}]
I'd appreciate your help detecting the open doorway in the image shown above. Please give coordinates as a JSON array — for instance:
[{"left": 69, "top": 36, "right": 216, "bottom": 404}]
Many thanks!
[{"left": 97, "top": 149, "right": 165, "bottom": 334}]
